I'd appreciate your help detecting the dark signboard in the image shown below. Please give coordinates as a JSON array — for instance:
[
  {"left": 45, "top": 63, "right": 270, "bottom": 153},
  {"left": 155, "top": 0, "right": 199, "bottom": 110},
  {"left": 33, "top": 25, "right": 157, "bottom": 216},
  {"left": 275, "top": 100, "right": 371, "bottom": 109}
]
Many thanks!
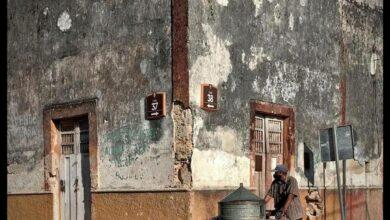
[
  {"left": 145, "top": 92, "right": 166, "bottom": 120},
  {"left": 200, "top": 84, "right": 218, "bottom": 111},
  {"left": 320, "top": 125, "right": 354, "bottom": 161}
]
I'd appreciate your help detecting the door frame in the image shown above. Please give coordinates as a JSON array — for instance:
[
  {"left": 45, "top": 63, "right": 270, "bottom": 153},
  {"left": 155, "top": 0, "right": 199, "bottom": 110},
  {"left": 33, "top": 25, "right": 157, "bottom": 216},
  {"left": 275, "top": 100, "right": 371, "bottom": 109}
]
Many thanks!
[
  {"left": 43, "top": 98, "right": 98, "bottom": 220},
  {"left": 249, "top": 100, "right": 296, "bottom": 190}
]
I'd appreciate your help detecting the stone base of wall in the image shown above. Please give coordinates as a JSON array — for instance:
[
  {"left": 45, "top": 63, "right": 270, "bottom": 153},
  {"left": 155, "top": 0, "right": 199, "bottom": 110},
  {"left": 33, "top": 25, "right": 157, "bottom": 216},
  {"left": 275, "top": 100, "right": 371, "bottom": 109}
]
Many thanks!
[
  {"left": 189, "top": 188, "right": 382, "bottom": 220},
  {"left": 6, "top": 188, "right": 382, "bottom": 220},
  {"left": 7, "top": 193, "right": 53, "bottom": 220},
  {"left": 190, "top": 189, "right": 233, "bottom": 219},
  {"left": 91, "top": 191, "right": 191, "bottom": 220},
  {"left": 299, "top": 188, "right": 382, "bottom": 220}
]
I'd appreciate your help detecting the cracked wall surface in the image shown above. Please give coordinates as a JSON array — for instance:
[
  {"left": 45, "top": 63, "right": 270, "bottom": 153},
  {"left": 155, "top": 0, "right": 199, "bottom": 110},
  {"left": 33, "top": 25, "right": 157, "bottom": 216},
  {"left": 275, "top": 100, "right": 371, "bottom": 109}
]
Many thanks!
[
  {"left": 172, "top": 103, "right": 193, "bottom": 188},
  {"left": 8, "top": 0, "right": 382, "bottom": 194},
  {"left": 188, "top": 0, "right": 382, "bottom": 189},
  {"left": 7, "top": 0, "right": 174, "bottom": 192}
]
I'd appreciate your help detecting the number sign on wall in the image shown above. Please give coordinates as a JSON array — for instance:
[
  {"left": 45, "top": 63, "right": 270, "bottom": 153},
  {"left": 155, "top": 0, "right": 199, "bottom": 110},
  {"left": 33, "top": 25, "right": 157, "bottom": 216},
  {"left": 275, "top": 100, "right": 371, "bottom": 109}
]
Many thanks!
[
  {"left": 145, "top": 92, "right": 166, "bottom": 120},
  {"left": 200, "top": 84, "right": 218, "bottom": 111}
]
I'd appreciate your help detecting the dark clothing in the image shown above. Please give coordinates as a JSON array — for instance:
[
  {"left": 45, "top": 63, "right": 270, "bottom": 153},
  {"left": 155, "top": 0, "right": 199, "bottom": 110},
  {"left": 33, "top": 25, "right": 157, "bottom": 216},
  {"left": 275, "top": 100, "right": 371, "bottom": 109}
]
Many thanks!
[{"left": 267, "top": 176, "right": 304, "bottom": 220}]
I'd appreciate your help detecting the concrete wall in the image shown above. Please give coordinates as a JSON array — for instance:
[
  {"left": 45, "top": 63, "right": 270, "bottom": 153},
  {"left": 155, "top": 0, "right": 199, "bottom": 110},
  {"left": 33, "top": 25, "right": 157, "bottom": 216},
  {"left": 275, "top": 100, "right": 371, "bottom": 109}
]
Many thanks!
[
  {"left": 7, "top": 0, "right": 382, "bottom": 219},
  {"left": 188, "top": 0, "right": 382, "bottom": 189},
  {"left": 7, "top": 0, "right": 174, "bottom": 192},
  {"left": 8, "top": 193, "right": 53, "bottom": 220}
]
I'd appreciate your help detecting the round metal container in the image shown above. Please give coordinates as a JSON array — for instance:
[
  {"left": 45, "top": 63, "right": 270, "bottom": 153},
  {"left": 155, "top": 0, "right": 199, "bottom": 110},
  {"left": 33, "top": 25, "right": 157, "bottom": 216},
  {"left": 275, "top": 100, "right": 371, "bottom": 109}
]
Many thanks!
[{"left": 219, "top": 183, "right": 265, "bottom": 220}]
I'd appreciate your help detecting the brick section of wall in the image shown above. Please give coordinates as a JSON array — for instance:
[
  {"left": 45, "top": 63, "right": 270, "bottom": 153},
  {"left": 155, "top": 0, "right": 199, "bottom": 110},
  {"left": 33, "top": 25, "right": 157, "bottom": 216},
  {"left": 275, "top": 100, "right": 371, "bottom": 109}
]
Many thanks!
[
  {"left": 172, "top": 103, "right": 193, "bottom": 188},
  {"left": 91, "top": 191, "right": 191, "bottom": 220},
  {"left": 7, "top": 194, "right": 53, "bottom": 220}
]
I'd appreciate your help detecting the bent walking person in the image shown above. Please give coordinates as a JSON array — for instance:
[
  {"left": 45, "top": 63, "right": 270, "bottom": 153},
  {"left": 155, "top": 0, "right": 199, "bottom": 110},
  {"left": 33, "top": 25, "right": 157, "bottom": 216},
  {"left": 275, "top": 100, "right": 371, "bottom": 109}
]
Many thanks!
[{"left": 264, "top": 164, "right": 304, "bottom": 220}]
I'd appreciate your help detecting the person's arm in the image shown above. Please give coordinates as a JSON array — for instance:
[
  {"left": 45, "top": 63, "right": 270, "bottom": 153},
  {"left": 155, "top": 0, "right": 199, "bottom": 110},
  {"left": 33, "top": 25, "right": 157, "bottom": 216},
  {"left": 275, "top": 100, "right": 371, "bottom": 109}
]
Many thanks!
[
  {"left": 281, "top": 193, "right": 295, "bottom": 215},
  {"left": 264, "top": 183, "right": 274, "bottom": 204},
  {"left": 281, "top": 177, "right": 300, "bottom": 216},
  {"left": 264, "top": 194, "right": 272, "bottom": 204}
]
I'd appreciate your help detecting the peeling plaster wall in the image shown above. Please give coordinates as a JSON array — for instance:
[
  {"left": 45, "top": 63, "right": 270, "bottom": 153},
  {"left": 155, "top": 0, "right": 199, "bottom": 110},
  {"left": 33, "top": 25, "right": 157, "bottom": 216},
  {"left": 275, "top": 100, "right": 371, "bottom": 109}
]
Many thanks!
[
  {"left": 8, "top": 0, "right": 382, "bottom": 195},
  {"left": 189, "top": 0, "right": 382, "bottom": 189},
  {"left": 7, "top": 0, "right": 173, "bottom": 193}
]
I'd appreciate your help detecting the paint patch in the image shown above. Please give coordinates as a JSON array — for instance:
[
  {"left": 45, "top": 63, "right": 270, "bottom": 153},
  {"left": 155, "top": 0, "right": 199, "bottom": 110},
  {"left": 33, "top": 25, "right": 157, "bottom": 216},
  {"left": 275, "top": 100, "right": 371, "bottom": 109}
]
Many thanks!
[
  {"left": 247, "top": 46, "right": 271, "bottom": 71},
  {"left": 299, "top": 16, "right": 304, "bottom": 24},
  {"left": 261, "top": 61, "right": 299, "bottom": 103},
  {"left": 253, "top": 0, "right": 263, "bottom": 17},
  {"left": 216, "top": 0, "right": 229, "bottom": 7},
  {"left": 252, "top": 79, "right": 260, "bottom": 92},
  {"left": 191, "top": 148, "right": 250, "bottom": 189},
  {"left": 297, "top": 142, "right": 304, "bottom": 170},
  {"left": 140, "top": 59, "right": 148, "bottom": 75},
  {"left": 43, "top": 7, "right": 49, "bottom": 16},
  {"left": 194, "top": 123, "right": 243, "bottom": 155},
  {"left": 289, "top": 13, "right": 294, "bottom": 31},
  {"left": 231, "top": 80, "right": 236, "bottom": 92},
  {"left": 193, "top": 115, "right": 204, "bottom": 148},
  {"left": 57, "top": 11, "right": 72, "bottom": 32},
  {"left": 370, "top": 52, "right": 378, "bottom": 76},
  {"left": 241, "top": 52, "right": 246, "bottom": 64},
  {"left": 190, "top": 24, "right": 232, "bottom": 106},
  {"left": 7, "top": 160, "right": 44, "bottom": 193},
  {"left": 273, "top": 3, "right": 283, "bottom": 25},
  {"left": 99, "top": 129, "right": 174, "bottom": 189}
]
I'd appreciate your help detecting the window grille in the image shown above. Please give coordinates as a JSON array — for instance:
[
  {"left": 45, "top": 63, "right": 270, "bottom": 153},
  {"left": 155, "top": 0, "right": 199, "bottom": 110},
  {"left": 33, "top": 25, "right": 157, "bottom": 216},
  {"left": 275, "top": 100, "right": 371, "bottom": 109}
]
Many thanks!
[{"left": 251, "top": 116, "right": 283, "bottom": 154}]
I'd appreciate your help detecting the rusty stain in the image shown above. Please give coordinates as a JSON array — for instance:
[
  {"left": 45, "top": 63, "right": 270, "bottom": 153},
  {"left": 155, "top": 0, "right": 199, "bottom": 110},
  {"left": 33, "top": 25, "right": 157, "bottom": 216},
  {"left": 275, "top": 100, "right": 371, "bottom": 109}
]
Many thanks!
[{"left": 172, "top": 0, "right": 189, "bottom": 107}]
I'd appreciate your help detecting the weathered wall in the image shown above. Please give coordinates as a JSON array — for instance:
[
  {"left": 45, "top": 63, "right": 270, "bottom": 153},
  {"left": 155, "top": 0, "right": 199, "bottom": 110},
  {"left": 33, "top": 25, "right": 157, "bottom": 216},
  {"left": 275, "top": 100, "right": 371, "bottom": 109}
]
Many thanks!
[
  {"left": 190, "top": 189, "right": 237, "bottom": 219},
  {"left": 189, "top": 188, "right": 382, "bottom": 220},
  {"left": 7, "top": 193, "right": 53, "bottom": 220},
  {"left": 299, "top": 188, "right": 382, "bottom": 220},
  {"left": 91, "top": 191, "right": 191, "bottom": 220},
  {"left": 188, "top": 0, "right": 382, "bottom": 190},
  {"left": 7, "top": 0, "right": 174, "bottom": 192},
  {"left": 341, "top": 0, "right": 383, "bottom": 187}
]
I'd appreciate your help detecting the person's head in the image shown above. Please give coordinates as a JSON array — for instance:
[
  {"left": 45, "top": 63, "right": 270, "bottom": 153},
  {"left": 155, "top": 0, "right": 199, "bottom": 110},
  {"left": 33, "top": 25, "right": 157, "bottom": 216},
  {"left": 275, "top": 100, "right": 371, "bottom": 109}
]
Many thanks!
[{"left": 272, "top": 164, "right": 288, "bottom": 182}]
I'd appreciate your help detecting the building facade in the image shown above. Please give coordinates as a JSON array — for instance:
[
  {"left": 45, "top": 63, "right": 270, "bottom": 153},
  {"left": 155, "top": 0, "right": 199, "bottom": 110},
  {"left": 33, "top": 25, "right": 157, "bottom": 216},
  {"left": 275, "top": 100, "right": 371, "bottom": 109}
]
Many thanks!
[{"left": 7, "top": 0, "right": 382, "bottom": 219}]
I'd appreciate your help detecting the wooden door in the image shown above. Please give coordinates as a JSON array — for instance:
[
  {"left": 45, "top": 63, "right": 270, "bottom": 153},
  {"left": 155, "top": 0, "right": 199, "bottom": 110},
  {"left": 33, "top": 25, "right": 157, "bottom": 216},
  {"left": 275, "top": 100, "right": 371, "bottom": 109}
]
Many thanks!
[
  {"left": 252, "top": 116, "right": 284, "bottom": 210},
  {"left": 59, "top": 117, "right": 91, "bottom": 220}
]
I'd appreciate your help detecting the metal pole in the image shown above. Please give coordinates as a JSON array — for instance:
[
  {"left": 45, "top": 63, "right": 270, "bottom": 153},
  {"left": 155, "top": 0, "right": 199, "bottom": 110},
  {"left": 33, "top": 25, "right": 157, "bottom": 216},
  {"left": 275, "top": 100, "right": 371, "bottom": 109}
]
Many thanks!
[
  {"left": 333, "top": 126, "right": 346, "bottom": 220},
  {"left": 342, "top": 159, "right": 347, "bottom": 217}
]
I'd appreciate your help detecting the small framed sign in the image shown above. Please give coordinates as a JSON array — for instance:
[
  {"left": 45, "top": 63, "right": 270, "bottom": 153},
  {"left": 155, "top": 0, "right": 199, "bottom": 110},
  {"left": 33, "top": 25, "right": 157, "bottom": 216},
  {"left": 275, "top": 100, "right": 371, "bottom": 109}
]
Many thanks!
[
  {"left": 200, "top": 84, "right": 218, "bottom": 111},
  {"left": 145, "top": 92, "right": 166, "bottom": 120}
]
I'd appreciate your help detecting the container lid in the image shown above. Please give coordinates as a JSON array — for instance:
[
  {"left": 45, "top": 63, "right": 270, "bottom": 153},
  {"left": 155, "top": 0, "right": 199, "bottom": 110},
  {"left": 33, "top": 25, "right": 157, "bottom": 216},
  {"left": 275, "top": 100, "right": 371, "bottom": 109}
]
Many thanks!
[{"left": 219, "top": 183, "right": 263, "bottom": 203}]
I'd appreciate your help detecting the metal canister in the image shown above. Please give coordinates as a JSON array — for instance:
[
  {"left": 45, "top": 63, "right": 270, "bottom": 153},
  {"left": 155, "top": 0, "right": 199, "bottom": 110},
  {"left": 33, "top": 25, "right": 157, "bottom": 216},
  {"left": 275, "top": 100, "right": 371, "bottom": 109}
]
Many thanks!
[{"left": 219, "top": 183, "right": 265, "bottom": 220}]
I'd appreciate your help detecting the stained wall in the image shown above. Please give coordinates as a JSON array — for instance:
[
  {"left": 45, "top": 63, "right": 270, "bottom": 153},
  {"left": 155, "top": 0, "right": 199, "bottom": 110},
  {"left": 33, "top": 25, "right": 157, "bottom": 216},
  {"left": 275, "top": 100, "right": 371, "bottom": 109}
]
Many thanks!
[
  {"left": 7, "top": 0, "right": 175, "bottom": 192},
  {"left": 188, "top": 0, "right": 383, "bottom": 190}
]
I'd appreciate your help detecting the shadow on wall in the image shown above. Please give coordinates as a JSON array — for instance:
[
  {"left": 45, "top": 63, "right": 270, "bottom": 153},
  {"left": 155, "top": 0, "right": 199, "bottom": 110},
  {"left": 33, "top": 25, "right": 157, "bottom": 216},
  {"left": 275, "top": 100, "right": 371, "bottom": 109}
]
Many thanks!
[
  {"left": 81, "top": 153, "right": 91, "bottom": 220},
  {"left": 304, "top": 143, "right": 314, "bottom": 186}
]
